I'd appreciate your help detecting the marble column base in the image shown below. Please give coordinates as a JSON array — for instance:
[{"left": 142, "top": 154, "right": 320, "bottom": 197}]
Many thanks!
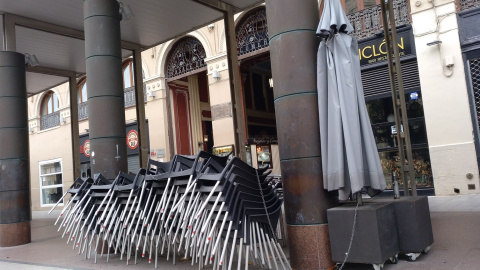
[
  {"left": 287, "top": 223, "right": 334, "bottom": 270},
  {"left": 0, "top": 221, "right": 31, "bottom": 247}
]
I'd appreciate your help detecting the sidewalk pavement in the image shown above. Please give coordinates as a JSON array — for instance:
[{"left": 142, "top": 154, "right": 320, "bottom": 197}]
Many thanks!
[{"left": 1, "top": 195, "right": 479, "bottom": 270}]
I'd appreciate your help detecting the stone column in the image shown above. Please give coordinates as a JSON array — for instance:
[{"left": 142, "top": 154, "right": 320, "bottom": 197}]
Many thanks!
[
  {"left": 84, "top": 0, "right": 127, "bottom": 178},
  {"left": 265, "top": 0, "right": 338, "bottom": 269},
  {"left": 188, "top": 75, "right": 204, "bottom": 154},
  {"left": 0, "top": 52, "right": 31, "bottom": 247}
]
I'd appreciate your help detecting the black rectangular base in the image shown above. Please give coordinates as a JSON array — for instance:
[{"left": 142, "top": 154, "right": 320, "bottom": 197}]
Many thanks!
[
  {"left": 391, "top": 196, "right": 434, "bottom": 253},
  {"left": 327, "top": 201, "right": 399, "bottom": 264}
]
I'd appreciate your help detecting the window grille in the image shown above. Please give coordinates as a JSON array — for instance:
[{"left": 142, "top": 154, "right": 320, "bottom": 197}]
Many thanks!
[
  {"left": 347, "top": 0, "right": 410, "bottom": 40},
  {"left": 469, "top": 57, "right": 480, "bottom": 131},
  {"left": 460, "top": 0, "right": 480, "bottom": 11},
  {"left": 166, "top": 37, "right": 206, "bottom": 78},
  {"left": 236, "top": 8, "right": 269, "bottom": 56},
  {"left": 78, "top": 102, "right": 88, "bottom": 120}
]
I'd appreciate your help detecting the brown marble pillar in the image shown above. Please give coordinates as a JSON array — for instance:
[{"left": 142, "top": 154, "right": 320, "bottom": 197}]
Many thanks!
[
  {"left": 265, "top": 1, "right": 338, "bottom": 269},
  {"left": 0, "top": 51, "right": 31, "bottom": 247}
]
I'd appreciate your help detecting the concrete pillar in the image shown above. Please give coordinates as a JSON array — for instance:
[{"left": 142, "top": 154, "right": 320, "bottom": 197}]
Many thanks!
[
  {"left": 265, "top": 1, "right": 338, "bottom": 269},
  {"left": 224, "top": 8, "right": 247, "bottom": 160},
  {"left": 84, "top": 0, "right": 127, "bottom": 178},
  {"left": 0, "top": 52, "right": 31, "bottom": 247},
  {"left": 132, "top": 48, "right": 149, "bottom": 168},
  {"left": 69, "top": 74, "right": 81, "bottom": 179}
]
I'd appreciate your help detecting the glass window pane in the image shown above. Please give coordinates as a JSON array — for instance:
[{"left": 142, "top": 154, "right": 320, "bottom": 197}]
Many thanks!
[
  {"left": 53, "top": 93, "right": 58, "bottom": 112},
  {"left": 406, "top": 93, "right": 424, "bottom": 118},
  {"left": 379, "top": 148, "right": 433, "bottom": 189},
  {"left": 409, "top": 119, "right": 428, "bottom": 145},
  {"left": 367, "top": 98, "right": 393, "bottom": 124},
  {"left": 41, "top": 174, "right": 62, "bottom": 187},
  {"left": 372, "top": 125, "right": 396, "bottom": 149},
  {"left": 42, "top": 187, "right": 63, "bottom": 205},
  {"left": 124, "top": 66, "right": 132, "bottom": 88},
  {"left": 47, "top": 96, "right": 52, "bottom": 114},
  {"left": 257, "top": 145, "right": 271, "bottom": 169},
  {"left": 41, "top": 161, "right": 62, "bottom": 174}
]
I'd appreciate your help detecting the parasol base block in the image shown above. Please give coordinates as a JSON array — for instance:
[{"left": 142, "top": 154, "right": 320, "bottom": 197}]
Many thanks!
[
  {"left": 376, "top": 196, "right": 434, "bottom": 253},
  {"left": 327, "top": 200, "right": 399, "bottom": 265}
]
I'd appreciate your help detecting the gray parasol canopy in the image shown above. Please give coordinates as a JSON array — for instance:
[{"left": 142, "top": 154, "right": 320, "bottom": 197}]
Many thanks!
[{"left": 316, "top": 0, "right": 386, "bottom": 200}]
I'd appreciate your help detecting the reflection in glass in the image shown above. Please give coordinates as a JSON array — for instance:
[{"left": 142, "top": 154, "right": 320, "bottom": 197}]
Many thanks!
[
  {"left": 42, "top": 187, "right": 63, "bottom": 205},
  {"left": 41, "top": 162, "right": 61, "bottom": 175},
  {"left": 256, "top": 145, "right": 271, "bottom": 169},
  {"left": 379, "top": 148, "right": 433, "bottom": 189}
]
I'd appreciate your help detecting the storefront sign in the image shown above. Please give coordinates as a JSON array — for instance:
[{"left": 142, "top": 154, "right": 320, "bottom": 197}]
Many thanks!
[
  {"left": 127, "top": 130, "right": 139, "bottom": 150},
  {"left": 79, "top": 122, "right": 146, "bottom": 163},
  {"left": 247, "top": 137, "right": 278, "bottom": 145},
  {"left": 358, "top": 29, "right": 413, "bottom": 66},
  {"left": 82, "top": 139, "right": 90, "bottom": 157}
]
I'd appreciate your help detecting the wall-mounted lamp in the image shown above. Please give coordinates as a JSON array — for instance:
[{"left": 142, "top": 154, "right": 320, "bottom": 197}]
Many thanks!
[
  {"left": 119, "top": 2, "right": 134, "bottom": 20},
  {"left": 198, "top": 135, "right": 209, "bottom": 147},
  {"left": 212, "top": 70, "right": 221, "bottom": 81},
  {"left": 148, "top": 90, "right": 156, "bottom": 97},
  {"left": 29, "top": 127, "right": 34, "bottom": 133},
  {"left": 60, "top": 117, "right": 67, "bottom": 124},
  {"left": 268, "top": 78, "right": 273, "bottom": 88},
  {"left": 25, "top": 53, "right": 40, "bottom": 67}
]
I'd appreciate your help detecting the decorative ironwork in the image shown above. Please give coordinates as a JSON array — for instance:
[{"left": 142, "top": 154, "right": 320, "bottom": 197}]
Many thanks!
[
  {"left": 166, "top": 37, "right": 206, "bottom": 78},
  {"left": 124, "top": 84, "right": 147, "bottom": 108},
  {"left": 78, "top": 102, "right": 88, "bottom": 120},
  {"left": 236, "top": 8, "right": 268, "bottom": 56},
  {"left": 40, "top": 111, "right": 60, "bottom": 130},
  {"left": 460, "top": 0, "right": 480, "bottom": 11},
  {"left": 470, "top": 58, "right": 480, "bottom": 132},
  {"left": 347, "top": 0, "right": 410, "bottom": 40}
]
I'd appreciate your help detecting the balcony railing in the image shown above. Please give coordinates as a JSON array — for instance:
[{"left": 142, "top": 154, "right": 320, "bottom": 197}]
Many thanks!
[
  {"left": 77, "top": 85, "right": 147, "bottom": 120},
  {"left": 78, "top": 101, "right": 88, "bottom": 120},
  {"left": 347, "top": 0, "right": 410, "bottom": 40},
  {"left": 124, "top": 84, "right": 147, "bottom": 108},
  {"left": 460, "top": 0, "right": 480, "bottom": 11},
  {"left": 40, "top": 111, "right": 60, "bottom": 130}
]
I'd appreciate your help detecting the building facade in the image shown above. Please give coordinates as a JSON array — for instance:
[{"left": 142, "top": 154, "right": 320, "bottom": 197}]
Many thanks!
[{"left": 28, "top": 0, "right": 480, "bottom": 215}]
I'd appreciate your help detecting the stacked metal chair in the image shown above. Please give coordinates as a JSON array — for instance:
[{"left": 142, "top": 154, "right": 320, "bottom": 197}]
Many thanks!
[{"left": 50, "top": 151, "right": 290, "bottom": 269}]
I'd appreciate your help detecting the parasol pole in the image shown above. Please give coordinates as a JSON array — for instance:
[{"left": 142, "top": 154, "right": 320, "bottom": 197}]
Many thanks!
[{"left": 379, "top": 0, "right": 417, "bottom": 197}]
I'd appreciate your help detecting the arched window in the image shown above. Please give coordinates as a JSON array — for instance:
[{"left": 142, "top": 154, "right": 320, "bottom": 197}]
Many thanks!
[
  {"left": 166, "top": 37, "right": 207, "bottom": 79},
  {"left": 236, "top": 8, "right": 268, "bottom": 56},
  {"left": 77, "top": 78, "right": 89, "bottom": 120},
  {"left": 40, "top": 90, "right": 60, "bottom": 130},
  {"left": 41, "top": 91, "right": 59, "bottom": 116},
  {"left": 78, "top": 78, "right": 87, "bottom": 104},
  {"left": 123, "top": 60, "right": 135, "bottom": 88}
]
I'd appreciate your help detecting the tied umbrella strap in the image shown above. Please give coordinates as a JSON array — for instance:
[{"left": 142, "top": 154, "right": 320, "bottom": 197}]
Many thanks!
[
  {"left": 256, "top": 169, "right": 278, "bottom": 242},
  {"left": 338, "top": 197, "right": 360, "bottom": 270}
]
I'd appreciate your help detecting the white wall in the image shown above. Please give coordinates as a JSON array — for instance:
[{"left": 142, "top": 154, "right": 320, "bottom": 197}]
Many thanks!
[{"left": 411, "top": 0, "right": 480, "bottom": 194}]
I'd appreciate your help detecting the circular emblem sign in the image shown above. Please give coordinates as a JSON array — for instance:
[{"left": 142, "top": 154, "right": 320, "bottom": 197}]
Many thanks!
[
  {"left": 83, "top": 140, "right": 91, "bottom": 157},
  {"left": 127, "top": 130, "right": 139, "bottom": 150}
]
